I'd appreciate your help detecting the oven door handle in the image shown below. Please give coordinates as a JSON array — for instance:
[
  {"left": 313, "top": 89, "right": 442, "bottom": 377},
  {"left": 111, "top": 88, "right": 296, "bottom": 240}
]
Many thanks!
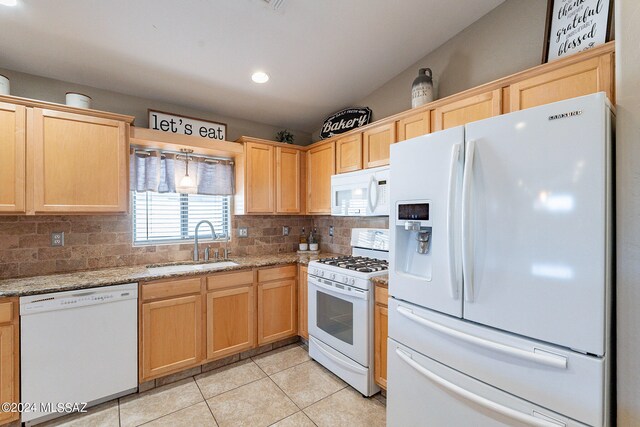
[
  {"left": 309, "top": 278, "right": 368, "bottom": 301},
  {"left": 310, "top": 337, "right": 366, "bottom": 374}
]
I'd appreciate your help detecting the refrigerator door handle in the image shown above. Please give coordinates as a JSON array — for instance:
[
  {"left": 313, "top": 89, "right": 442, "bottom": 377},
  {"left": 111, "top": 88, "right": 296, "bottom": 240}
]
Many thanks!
[
  {"left": 447, "top": 143, "right": 462, "bottom": 299},
  {"left": 461, "top": 140, "right": 475, "bottom": 302},
  {"left": 396, "top": 306, "right": 568, "bottom": 369},
  {"left": 394, "top": 348, "right": 566, "bottom": 427}
]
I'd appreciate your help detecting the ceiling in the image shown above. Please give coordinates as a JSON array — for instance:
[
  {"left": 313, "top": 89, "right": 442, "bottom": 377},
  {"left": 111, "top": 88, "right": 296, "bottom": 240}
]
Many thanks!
[{"left": 0, "top": 0, "right": 504, "bottom": 132}]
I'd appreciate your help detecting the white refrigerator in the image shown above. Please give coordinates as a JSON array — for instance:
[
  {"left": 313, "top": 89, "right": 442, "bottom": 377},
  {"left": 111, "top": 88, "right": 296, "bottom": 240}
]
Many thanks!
[{"left": 387, "top": 93, "right": 612, "bottom": 427}]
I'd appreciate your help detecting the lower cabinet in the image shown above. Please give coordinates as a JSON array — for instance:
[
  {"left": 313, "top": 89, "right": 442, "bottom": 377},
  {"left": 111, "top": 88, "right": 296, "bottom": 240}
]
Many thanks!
[
  {"left": 374, "top": 284, "right": 388, "bottom": 389},
  {"left": 140, "top": 278, "right": 204, "bottom": 382},
  {"left": 206, "top": 270, "right": 256, "bottom": 360},
  {"left": 0, "top": 299, "right": 18, "bottom": 425},
  {"left": 257, "top": 265, "right": 297, "bottom": 345},
  {"left": 298, "top": 265, "right": 309, "bottom": 340}
]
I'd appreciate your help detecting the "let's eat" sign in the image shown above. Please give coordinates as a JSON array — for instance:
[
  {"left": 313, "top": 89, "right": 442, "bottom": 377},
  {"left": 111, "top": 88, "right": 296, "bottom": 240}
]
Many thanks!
[{"left": 148, "top": 109, "right": 227, "bottom": 141}]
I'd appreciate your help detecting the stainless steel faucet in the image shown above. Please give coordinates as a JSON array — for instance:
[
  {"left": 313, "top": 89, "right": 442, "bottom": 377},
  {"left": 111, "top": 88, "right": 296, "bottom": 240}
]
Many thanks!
[{"left": 193, "top": 220, "right": 218, "bottom": 261}]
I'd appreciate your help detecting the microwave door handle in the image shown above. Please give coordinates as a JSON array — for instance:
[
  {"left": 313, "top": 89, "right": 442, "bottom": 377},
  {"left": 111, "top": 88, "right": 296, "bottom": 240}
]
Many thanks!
[
  {"left": 367, "top": 175, "right": 378, "bottom": 213},
  {"left": 447, "top": 143, "right": 461, "bottom": 300}
]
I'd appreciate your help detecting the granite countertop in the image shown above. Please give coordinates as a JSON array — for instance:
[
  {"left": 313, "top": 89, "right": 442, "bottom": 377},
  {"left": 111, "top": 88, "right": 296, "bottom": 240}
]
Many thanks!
[
  {"left": 372, "top": 275, "right": 388, "bottom": 287},
  {"left": 0, "top": 252, "right": 342, "bottom": 297}
]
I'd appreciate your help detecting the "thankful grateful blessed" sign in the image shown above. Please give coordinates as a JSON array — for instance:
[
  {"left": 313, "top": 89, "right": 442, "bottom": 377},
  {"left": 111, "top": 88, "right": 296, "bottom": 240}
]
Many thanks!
[{"left": 546, "top": 0, "right": 611, "bottom": 62}]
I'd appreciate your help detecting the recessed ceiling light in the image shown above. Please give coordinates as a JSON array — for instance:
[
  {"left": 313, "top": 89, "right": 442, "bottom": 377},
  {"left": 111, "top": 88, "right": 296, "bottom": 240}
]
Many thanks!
[
  {"left": 0, "top": 0, "right": 18, "bottom": 6},
  {"left": 251, "top": 71, "right": 269, "bottom": 84}
]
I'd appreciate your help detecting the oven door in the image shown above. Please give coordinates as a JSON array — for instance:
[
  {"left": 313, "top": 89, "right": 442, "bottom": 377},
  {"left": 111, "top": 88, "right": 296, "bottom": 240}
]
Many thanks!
[{"left": 308, "top": 275, "right": 369, "bottom": 366}]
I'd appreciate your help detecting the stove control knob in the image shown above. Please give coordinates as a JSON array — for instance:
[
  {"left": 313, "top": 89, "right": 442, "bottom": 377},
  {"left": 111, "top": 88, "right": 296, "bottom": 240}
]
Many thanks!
[
  {"left": 330, "top": 273, "right": 336, "bottom": 280},
  {"left": 341, "top": 276, "right": 348, "bottom": 283},
  {"left": 319, "top": 270, "right": 325, "bottom": 277},
  {"left": 349, "top": 278, "right": 355, "bottom": 285}
]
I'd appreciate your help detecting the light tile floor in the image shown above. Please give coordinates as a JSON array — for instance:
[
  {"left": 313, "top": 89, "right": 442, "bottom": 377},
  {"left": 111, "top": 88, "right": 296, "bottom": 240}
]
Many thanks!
[{"left": 41, "top": 343, "right": 386, "bottom": 427}]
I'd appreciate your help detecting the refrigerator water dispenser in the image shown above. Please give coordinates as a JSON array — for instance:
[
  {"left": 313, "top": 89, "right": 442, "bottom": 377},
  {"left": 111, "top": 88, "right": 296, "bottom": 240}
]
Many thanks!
[{"left": 395, "top": 201, "right": 432, "bottom": 280}]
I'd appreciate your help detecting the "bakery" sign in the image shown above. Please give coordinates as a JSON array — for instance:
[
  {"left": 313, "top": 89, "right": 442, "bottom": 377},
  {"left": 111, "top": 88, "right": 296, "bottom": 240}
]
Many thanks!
[{"left": 320, "top": 107, "right": 372, "bottom": 139}]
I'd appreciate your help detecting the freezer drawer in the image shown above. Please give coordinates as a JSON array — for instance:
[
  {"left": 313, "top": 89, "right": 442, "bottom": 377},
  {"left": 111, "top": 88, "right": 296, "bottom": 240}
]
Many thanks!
[
  {"left": 388, "top": 298, "right": 607, "bottom": 426},
  {"left": 388, "top": 339, "right": 589, "bottom": 427}
]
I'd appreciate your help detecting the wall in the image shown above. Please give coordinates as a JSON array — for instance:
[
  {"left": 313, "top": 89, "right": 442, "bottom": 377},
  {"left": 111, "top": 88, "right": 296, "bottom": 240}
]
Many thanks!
[
  {"left": 312, "top": 0, "right": 547, "bottom": 140},
  {"left": 0, "top": 214, "right": 313, "bottom": 279},
  {"left": 313, "top": 216, "right": 389, "bottom": 256},
  {"left": 0, "top": 67, "right": 312, "bottom": 145},
  {"left": 615, "top": 0, "right": 640, "bottom": 424}
]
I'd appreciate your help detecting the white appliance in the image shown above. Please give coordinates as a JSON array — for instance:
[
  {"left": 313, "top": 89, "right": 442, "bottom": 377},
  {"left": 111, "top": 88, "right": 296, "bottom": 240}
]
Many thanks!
[
  {"left": 21, "top": 283, "right": 138, "bottom": 425},
  {"left": 388, "top": 93, "right": 612, "bottom": 427},
  {"left": 308, "top": 228, "right": 389, "bottom": 396},
  {"left": 331, "top": 166, "right": 389, "bottom": 216}
]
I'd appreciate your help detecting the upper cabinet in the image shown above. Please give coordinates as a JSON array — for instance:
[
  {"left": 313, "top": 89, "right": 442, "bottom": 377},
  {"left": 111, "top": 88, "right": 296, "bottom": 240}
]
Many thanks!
[
  {"left": 509, "top": 52, "right": 614, "bottom": 112},
  {"left": 336, "top": 133, "right": 362, "bottom": 173},
  {"left": 0, "top": 102, "right": 26, "bottom": 214},
  {"left": 307, "top": 141, "right": 335, "bottom": 214},
  {"left": 245, "top": 142, "right": 275, "bottom": 213},
  {"left": 433, "top": 89, "right": 502, "bottom": 131},
  {"left": 32, "top": 109, "right": 129, "bottom": 214},
  {"left": 397, "top": 110, "right": 430, "bottom": 142},
  {"left": 363, "top": 122, "right": 396, "bottom": 168},
  {"left": 0, "top": 95, "right": 134, "bottom": 216},
  {"left": 238, "top": 137, "right": 304, "bottom": 215}
]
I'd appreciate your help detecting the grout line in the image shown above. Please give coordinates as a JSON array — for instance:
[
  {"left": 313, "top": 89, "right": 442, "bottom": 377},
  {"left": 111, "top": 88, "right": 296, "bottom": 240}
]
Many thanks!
[
  {"left": 193, "top": 379, "right": 220, "bottom": 426},
  {"left": 136, "top": 401, "right": 204, "bottom": 427}
]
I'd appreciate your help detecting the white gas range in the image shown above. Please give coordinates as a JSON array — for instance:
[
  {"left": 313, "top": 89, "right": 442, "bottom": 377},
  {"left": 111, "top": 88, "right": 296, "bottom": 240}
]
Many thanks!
[{"left": 308, "top": 228, "right": 388, "bottom": 397}]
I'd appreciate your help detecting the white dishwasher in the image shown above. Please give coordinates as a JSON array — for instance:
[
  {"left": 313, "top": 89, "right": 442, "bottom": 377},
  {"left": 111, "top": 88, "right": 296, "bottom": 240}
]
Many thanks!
[{"left": 20, "top": 283, "right": 138, "bottom": 425}]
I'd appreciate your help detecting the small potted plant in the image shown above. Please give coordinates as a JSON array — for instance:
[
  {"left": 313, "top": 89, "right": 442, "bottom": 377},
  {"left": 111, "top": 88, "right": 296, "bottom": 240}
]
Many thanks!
[{"left": 275, "top": 129, "right": 295, "bottom": 144}]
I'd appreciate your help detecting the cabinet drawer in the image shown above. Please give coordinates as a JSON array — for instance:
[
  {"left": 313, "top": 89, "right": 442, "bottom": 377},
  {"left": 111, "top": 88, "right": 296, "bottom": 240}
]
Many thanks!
[
  {"left": 207, "top": 270, "right": 254, "bottom": 291},
  {"left": 258, "top": 265, "right": 297, "bottom": 282},
  {"left": 142, "top": 277, "right": 202, "bottom": 301},
  {"left": 0, "top": 302, "right": 13, "bottom": 324},
  {"left": 375, "top": 284, "right": 388, "bottom": 306}
]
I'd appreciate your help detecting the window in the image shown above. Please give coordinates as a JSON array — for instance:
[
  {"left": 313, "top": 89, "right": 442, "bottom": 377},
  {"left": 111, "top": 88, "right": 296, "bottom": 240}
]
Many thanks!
[{"left": 132, "top": 191, "right": 231, "bottom": 245}]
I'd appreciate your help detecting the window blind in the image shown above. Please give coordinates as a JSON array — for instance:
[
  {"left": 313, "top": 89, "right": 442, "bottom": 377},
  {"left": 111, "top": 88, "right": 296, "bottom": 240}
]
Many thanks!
[{"left": 133, "top": 191, "right": 231, "bottom": 245}]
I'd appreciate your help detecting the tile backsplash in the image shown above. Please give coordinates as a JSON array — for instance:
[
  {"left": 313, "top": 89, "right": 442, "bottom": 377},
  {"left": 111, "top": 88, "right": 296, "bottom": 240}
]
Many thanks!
[{"left": 0, "top": 214, "right": 389, "bottom": 280}]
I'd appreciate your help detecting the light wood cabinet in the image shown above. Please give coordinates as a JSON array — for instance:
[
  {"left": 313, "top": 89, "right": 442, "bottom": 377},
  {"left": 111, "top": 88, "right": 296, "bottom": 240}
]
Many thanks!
[
  {"left": 298, "top": 265, "right": 308, "bottom": 340},
  {"left": 363, "top": 122, "right": 396, "bottom": 168},
  {"left": 276, "top": 146, "right": 302, "bottom": 213},
  {"left": 307, "top": 142, "right": 335, "bottom": 214},
  {"left": 0, "top": 103, "right": 26, "bottom": 214},
  {"left": 434, "top": 89, "right": 502, "bottom": 131},
  {"left": 257, "top": 265, "right": 297, "bottom": 345},
  {"left": 31, "top": 108, "right": 128, "bottom": 214},
  {"left": 509, "top": 53, "right": 614, "bottom": 112},
  {"left": 336, "top": 133, "right": 362, "bottom": 173},
  {"left": 245, "top": 142, "right": 275, "bottom": 213},
  {"left": 206, "top": 271, "right": 256, "bottom": 361},
  {"left": 397, "top": 110, "right": 431, "bottom": 142},
  {"left": 140, "top": 278, "right": 203, "bottom": 381},
  {"left": 374, "top": 284, "right": 388, "bottom": 389},
  {"left": 0, "top": 299, "right": 19, "bottom": 425}
]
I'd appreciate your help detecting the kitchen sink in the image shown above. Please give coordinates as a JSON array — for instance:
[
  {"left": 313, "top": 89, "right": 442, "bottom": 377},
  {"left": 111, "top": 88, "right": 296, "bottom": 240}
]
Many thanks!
[{"left": 146, "top": 261, "right": 238, "bottom": 275}]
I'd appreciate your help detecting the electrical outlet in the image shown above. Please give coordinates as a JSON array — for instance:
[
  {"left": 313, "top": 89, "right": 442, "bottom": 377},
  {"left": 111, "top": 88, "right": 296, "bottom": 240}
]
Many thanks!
[
  {"left": 51, "top": 232, "right": 65, "bottom": 247},
  {"left": 329, "top": 226, "right": 334, "bottom": 237},
  {"left": 238, "top": 227, "right": 248, "bottom": 238},
  {"left": 282, "top": 226, "right": 290, "bottom": 236}
]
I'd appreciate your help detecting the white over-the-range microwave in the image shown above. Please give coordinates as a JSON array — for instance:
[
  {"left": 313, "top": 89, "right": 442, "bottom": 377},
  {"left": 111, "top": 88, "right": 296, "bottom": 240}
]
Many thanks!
[{"left": 330, "top": 165, "right": 389, "bottom": 216}]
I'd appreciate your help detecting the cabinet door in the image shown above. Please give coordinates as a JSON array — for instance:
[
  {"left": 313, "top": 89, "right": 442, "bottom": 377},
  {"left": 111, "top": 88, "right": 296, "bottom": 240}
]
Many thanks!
[
  {"left": 246, "top": 142, "right": 275, "bottom": 213},
  {"left": 141, "top": 294, "right": 202, "bottom": 381},
  {"left": 31, "top": 108, "right": 128, "bottom": 213},
  {"left": 0, "top": 103, "right": 26, "bottom": 213},
  {"left": 363, "top": 122, "right": 396, "bottom": 168},
  {"left": 298, "top": 266, "right": 308, "bottom": 339},
  {"left": 397, "top": 110, "right": 430, "bottom": 142},
  {"left": 374, "top": 303, "right": 388, "bottom": 389},
  {"left": 336, "top": 133, "right": 362, "bottom": 173},
  {"left": 509, "top": 54, "right": 614, "bottom": 112},
  {"left": 276, "top": 146, "right": 301, "bottom": 213},
  {"left": 0, "top": 324, "right": 17, "bottom": 424},
  {"left": 434, "top": 89, "right": 502, "bottom": 131},
  {"left": 258, "top": 279, "right": 297, "bottom": 345},
  {"left": 207, "top": 284, "right": 255, "bottom": 360},
  {"left": 307, "top": 142, "right": 335, "bottom": 214}
]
